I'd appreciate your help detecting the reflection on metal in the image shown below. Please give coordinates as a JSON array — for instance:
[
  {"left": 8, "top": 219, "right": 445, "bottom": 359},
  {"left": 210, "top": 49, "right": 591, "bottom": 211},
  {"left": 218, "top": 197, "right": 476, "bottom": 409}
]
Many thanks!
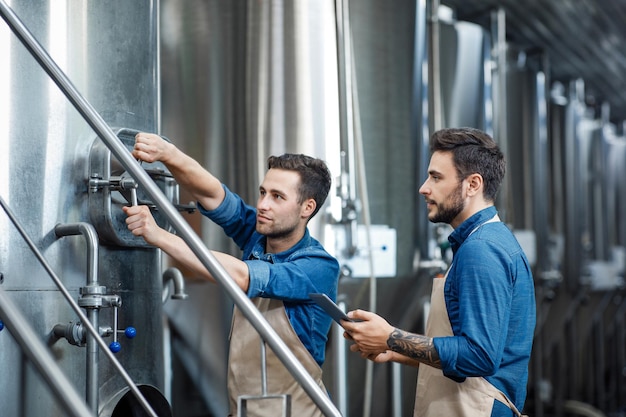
[{"left": 0, "top": 288, "right": 93, "bottom": 417}]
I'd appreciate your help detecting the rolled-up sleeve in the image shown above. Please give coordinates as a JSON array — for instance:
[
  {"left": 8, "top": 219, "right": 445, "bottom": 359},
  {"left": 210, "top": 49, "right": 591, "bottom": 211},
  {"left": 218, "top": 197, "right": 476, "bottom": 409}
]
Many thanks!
[
  {"left": 245, "top": 250, "right": 338, "bottom": 301},
  {"left": 245, "top": 260, "right": 271, "bottom": 297}
]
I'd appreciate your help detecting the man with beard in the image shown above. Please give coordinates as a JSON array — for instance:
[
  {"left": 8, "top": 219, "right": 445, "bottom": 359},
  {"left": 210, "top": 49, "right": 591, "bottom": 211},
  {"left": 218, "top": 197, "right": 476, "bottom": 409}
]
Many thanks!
[
  {"left": 342, "top": 127, "right": 535, "bottom": 417},
  {"left": 123, "top": 132, "right": 339, "bottom": 417}
]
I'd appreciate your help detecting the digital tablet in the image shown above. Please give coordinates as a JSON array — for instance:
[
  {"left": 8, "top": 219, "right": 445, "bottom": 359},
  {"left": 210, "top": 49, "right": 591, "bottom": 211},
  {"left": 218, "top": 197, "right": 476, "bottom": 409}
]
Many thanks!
[{"left": 309, "top": 293, "right": 358, "bottom": 324}]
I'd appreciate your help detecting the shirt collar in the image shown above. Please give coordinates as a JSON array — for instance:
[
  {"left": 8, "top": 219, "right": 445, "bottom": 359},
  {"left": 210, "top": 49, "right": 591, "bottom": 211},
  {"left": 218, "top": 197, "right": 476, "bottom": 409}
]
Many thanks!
[
  {"left": 249, "top": 228, "right": 312, "bottom": 261},
  {"left": 448, "top": 206, "right": 498, "bottom": 253}
]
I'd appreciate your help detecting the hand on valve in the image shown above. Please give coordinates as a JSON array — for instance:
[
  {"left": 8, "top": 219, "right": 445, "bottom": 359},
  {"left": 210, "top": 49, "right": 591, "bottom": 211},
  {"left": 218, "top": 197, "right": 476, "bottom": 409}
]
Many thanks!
[{"left": 122, "top": 205, "right": 166, "bottom": 247}]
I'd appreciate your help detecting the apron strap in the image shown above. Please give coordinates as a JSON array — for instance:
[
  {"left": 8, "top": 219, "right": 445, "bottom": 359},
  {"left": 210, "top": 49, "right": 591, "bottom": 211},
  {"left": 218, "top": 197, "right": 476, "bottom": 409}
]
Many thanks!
[{"left": 494, "top": 387, "right": 527, "bottom": 417}]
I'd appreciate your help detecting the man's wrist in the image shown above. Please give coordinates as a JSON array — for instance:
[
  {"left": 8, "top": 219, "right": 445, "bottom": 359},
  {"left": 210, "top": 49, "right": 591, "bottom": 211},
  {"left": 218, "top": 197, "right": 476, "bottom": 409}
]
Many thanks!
[{"left": 386, "top": 328, "right": 441, "bottom": 368}]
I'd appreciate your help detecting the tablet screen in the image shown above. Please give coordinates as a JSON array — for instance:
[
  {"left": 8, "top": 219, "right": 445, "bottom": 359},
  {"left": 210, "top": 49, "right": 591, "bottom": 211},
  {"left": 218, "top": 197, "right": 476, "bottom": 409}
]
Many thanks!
[{"left": 309, "top": 293, "right": 354, "bottom": 324}]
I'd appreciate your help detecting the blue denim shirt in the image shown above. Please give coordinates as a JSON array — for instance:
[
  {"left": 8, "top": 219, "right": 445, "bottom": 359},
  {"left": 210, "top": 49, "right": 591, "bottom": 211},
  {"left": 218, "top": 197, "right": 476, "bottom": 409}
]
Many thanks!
[
  {"left": 198, "top": 185, "right": 340, "bottom": 366},
  {"left": 432, "top": 206, "right": 536, "bottom": 415}
]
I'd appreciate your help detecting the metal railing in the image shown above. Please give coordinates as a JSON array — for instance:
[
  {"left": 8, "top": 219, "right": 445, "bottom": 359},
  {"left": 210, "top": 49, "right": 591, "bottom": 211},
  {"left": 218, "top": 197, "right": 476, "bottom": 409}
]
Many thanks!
[
  {"left": 0, "top": 1, "right": 341, "bottom": 416},
  {"left": 0, "top": 197, "right": 159, "bottom": 417}
]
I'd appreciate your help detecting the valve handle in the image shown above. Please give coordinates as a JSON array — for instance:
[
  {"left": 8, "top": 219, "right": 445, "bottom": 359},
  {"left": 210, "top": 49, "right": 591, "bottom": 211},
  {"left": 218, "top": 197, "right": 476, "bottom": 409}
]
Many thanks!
[
  {"left": 109, "top": 327, "right": 135, "bottom": 352},
  {"left": 124, "top": 326, "right": 137, "bottom": 339},
  {"left": 108, "top": 298, "right": 136, "bottom": 353},
  {"left": 109, "top": 341, "right": 122, "bottom": 353}
]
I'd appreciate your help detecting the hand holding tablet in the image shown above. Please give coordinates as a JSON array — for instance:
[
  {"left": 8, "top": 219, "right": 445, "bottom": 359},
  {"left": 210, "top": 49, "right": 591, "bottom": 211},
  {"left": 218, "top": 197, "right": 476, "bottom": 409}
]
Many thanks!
[{"left": 309, "top": 293, "right": 361, "bottom": 325}]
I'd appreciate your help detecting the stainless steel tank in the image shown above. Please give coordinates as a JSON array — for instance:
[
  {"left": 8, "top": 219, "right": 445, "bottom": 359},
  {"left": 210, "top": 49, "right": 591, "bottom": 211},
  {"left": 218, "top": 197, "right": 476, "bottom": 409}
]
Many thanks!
[{"left": 0, "top": 1, "right": 172, "bottom": 415}]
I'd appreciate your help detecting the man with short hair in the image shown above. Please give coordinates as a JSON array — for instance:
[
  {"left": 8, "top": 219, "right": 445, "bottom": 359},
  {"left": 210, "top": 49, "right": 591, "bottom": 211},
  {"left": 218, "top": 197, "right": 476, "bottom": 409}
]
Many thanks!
[
  {"left": 342, "top": 127, "right": 535, "bottom": 417},
  {"left": 124, "top": 132, "right": 339, "bottom": 417}
]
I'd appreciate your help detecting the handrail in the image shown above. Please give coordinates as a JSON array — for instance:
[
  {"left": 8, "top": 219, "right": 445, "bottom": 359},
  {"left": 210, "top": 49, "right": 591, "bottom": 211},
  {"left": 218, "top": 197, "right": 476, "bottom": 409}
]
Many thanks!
[
  {"left": 0, "top": 197, "right": 158, "bottom": 417},
  {"left": 0, "top": 1, "right": 341, "bottom": 416},
  {"left": 0, "top": 288, "right": 93, "bottom": 417}
]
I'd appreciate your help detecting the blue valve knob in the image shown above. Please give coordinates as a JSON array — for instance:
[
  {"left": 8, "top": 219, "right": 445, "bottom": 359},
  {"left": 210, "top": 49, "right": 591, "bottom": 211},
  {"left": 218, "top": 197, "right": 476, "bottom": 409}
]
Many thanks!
[
  {"left": 0, "top": 320, "right": 4, "bottom": 331},
  {"left": 109, "top": 341, "right": 122, "bottom": 353},
  {"left": 124, "top": 326, "right": 137, "bottom": 339}
]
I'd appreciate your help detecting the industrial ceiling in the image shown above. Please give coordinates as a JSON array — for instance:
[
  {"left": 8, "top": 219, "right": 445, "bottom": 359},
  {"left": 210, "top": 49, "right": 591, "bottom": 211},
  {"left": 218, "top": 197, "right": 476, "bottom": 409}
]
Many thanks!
[{"left": 441, "top": 0, "right": 626, "bottom": 126}]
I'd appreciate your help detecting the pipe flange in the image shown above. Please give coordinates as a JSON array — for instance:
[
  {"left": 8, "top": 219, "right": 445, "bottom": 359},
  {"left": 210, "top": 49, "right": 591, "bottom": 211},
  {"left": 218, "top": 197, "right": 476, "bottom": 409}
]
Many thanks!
[
  {"left": 80, "top": 285, "right": 107, "bottom": 296},
  {"left": 78, "top": 295, "right": 105, "bottom": 308}
]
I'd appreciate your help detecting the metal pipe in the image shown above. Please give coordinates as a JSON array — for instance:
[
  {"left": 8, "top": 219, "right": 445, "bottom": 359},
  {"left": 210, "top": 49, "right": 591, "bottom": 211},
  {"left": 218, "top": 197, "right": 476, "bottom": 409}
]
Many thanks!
[
  {"left": 0, "top": 196, "right": 158, "bottom": 417},
  {"left": 54, "top": 223, "right": 99, "bottom": 285},
  {"left": 54, "top": 223, "right": 102, "bottom": 413},
  {"left": 86, "top": 308, "right": 99, "bottom": 413},
  {"left": 491, "top": 8, "right": 513, "bottom": 222},
  {"left": 260, "top": 340, "right": 268, "bottom": 396},
  {"left": 336, "top": 0, "right": 357, "bottom": 207},
  {"left": 0, "top": 2, "right": 340, "bottom": 415},
  {"left": 162, "top": 267, "right": 188, "bottom": 300},
  {"left": 335, "top": 0, "right": 358, "bottom": 258},
  {"left": 414, "top": 0, "right": 432, "bottom": 260},
  {"left": 335, "top": 1, "right": 373, "bottom": 415},
  {"left": 0, "top": 288, "right": 93, "bottom": 417},
  {"left": 346, "top": 16, "right": 376, "bottom": 417},
  {"left": 392, "top": 363, "right": 403, "bottom": 417},
  {"left": 333, "top": 299, "right": 348, "bottom": 416},
  {"left": 428, "top": 0, "right": 443, "bottom": 131}
]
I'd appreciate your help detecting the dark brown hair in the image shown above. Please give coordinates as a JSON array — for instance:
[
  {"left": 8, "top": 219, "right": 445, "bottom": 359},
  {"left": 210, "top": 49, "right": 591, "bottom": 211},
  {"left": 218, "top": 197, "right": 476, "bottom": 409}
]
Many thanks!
[
  {"left": 267, "top": 154, "right": 332, "bottom": 219},
  {"left": 430, "top": 127, "right": 505, "bottom": 201}
]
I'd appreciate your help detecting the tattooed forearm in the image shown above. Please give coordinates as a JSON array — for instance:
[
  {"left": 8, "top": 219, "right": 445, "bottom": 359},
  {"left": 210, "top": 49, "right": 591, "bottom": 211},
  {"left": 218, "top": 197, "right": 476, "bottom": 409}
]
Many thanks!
[{"left": 387, "top": 328, "right": 441, "bottom": 368}]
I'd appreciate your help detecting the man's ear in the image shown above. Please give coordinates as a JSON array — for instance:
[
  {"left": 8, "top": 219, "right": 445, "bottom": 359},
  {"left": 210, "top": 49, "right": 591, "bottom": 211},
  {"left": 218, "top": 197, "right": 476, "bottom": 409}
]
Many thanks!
[
  {"left": 301, "top": 198, "right": 317, "bottom": 219},
  {"left": 466, "top": 173, "right": 483, "bottom": 196}
]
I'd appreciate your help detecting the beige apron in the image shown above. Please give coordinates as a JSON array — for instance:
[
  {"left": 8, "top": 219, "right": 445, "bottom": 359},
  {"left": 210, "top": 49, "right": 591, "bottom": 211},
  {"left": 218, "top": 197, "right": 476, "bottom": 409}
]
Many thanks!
[
  {"left": 227, "top": 297, "right": 327, "bottom": 417},
  {"left": 414, "top": 215, "right": 527, "bottom": 417}
]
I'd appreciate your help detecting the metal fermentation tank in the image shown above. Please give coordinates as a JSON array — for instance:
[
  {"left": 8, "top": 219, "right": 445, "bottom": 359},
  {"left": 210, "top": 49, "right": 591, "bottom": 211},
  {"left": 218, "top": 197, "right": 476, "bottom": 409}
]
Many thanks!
[{"left": 0, "top": 1, "right": 173, "bottom": 415}]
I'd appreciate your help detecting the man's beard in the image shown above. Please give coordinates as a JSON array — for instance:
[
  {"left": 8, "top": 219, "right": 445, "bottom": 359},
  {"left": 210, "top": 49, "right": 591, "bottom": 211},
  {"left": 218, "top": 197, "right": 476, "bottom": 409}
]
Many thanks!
[
  {"left": 429, "top": 182, "right": 464, "bottom": 224},
  {"left": 257, "top": 220, "right": 299, "bottom": 240}
]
